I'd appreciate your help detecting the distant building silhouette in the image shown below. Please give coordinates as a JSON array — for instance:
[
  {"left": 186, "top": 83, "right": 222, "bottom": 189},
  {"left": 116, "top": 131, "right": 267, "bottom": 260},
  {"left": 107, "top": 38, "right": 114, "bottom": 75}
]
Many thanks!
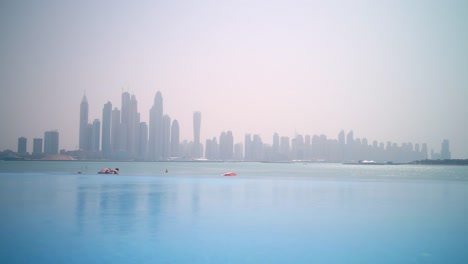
[
  {"left": 33, "top": 138, "right": 43, "bottom": 155},
  {"left": 441, "top": 139, "right": 451, "bottom": 159},
  {"left": 137, "top": 122, "right": 148, "bottom": 160},
  {"left": 148, "top": 91, "right": 163, "bottom": 161},
  {"left": 44, "top": 130, "right": 59, "bottom": 155},
  {"left": 244, "top": 134, "right": 253, "bottom": 161},
  {"left": 162, "top": 114, "right": 171, "bottom": 159},
  {"left": 111, "top": 108, "right": 121, "bottom": 154},
  {"left": 17, "top": 137, "right": 27, "bottom": 154},
  {"left": 193, "top": 111, "right": 202, "bottom": 158},
  {"left": 219, "top": 131, "right": 233, "bottom": 160},
  {"left": 171, "top": 120, "right": 180, "bottom": 157},
  {"left": 101, "top": 101, "right": 112, "bottom": 158},
  {"left": 92, "top": 119, "right": 100, "bottom": 152},
  {"left": 79, "top": 95, "right": 89, "bottom": 150}
]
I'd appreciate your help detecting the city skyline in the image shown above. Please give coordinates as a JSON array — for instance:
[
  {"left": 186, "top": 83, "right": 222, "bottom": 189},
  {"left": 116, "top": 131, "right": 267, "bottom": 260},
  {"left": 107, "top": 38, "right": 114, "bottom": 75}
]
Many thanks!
[
  {"left": 1, "top": 1, "right": 467, "bottom": 158},
  {"left": 5, "top": 90, "right": 454, "bottom": 164}
]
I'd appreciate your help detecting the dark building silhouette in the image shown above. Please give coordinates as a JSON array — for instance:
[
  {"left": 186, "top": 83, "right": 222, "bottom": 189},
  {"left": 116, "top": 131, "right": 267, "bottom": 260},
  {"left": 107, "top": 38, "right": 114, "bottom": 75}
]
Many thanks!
[
  {"left": 79, "top": 95, "right": 88, "bottom": 150},
  {"left": 441, "top": 139, "right": 451, "bottom": 159},
  {"left": 148, "top": 92, "right": 163, "bottom": 161},
  {"left": 33, "top": 138, "right": 43, "bottom": 154},
  {"left": 44, "top": 130, "right": 59, "bottom": 155},
  {"left": 111, "top": 108, "right": 120, "bottom": 154},
  {"left": 171, "top": 120, "right": 180, "bottom": 157},
  {"left": 193, "top": 111, "right": 202, "bottom": 158},
  {"left": 17, "top": 137, "right": 27, "bottom": 154},
  {"left": 162, "top": 114, "right": 171, "bottom": 159},
  {"left": 101, "top": 101, "right": 112, "bottom": 158}
]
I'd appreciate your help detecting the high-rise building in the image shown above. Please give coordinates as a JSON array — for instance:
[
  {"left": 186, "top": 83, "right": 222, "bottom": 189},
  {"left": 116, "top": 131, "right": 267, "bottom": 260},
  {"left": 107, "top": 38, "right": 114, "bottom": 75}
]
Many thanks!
[
  {"left": 193, "top": 111, "right": 202, "bottom": 158},
  {"left": 219, "top": 131, "right": 233, "bottom": 160},
  {"left": 130, "top": 95, "right": 139, "bottom": 156},
  {"left": 234, "top": 143, "right": 243, "bottom": 161},
  {"left": 44, "top": 130, "right": 59, "bottom": 155},
  {"left": 244, "top": 134, "right": 253, "bottom": 161},
  {"left": 273, "top": 133, "right": 279, "bottom": 153},
  {"left": 205, "top": 137, "right": 219, "bottom": 160},
  {"left": 338, "top": 130, "right": 345, "bottom": 161},
  {"left": 92, "top": 119, "right": 100, "bottom": 152},
  {"left": 137, "top": 122, "right": 148, "bottom": 160},
  {"left": 111, "top": 108, "right": 121, "bottom": 153},
  {"left": 252, "top": 134, "right": 263, "bottom": 161},
  {"left": 345, "top": 130, "right": 354, "bottom": 161},
  {"left": 101, "top": 101, "right": 112, "bottom": 158},
  {"left": 79, "top": 95, "right": 89, "bottom": 150},
  {"left": 17, "top": 137, "right": 27, "bottom": 154},
  {"left": 280, "top": 136, "right": 290, "bottom": 159},
  {"left": 441, "top": 139, "right": 451, "bottom": 160},
  {"left": 33, "top": 138, "right": 43, "bottom": 154},
  {"left": 148, "top": 91, "right": 163, "bottom": 161},
  {"left": 421, "top": 143, "right": 428, "bottom": 160},
  {"left": 120, "top": 92, "right": 139, "bottom": 157},
  {"left": 162, "top": 114, "right": 171, "bottom": 159},
  {"left": 121, "top": 92, "right": 131, "bottom": 154},
  {"left": 171, "top": 120, "right": 180, "bottom": 157}
]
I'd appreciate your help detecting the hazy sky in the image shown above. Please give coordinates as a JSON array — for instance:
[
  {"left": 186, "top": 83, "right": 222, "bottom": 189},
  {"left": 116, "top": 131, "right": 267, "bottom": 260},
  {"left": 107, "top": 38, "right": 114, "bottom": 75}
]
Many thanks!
[{"left": 1, "top": 0, "right": 468, "bottom": 158}]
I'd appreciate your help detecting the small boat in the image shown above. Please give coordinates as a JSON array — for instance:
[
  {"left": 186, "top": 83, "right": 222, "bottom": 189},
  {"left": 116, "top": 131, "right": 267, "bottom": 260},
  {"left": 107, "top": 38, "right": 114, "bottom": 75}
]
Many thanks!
[
  {"left": 223, "top": 172, "right": 237, "bottom": 176},
  {"left": 98, "top": 168, "right": 119, "bottom": 174}
]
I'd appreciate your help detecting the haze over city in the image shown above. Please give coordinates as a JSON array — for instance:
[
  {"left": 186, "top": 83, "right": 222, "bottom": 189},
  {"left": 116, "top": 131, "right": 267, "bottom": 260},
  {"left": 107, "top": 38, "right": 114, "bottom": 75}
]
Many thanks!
[{"left": 1, "top": 0, "right": 467, "bottom": 158}]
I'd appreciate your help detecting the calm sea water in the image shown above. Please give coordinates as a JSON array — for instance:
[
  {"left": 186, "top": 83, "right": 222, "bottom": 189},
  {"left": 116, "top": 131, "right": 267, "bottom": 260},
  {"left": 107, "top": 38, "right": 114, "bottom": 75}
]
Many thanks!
[{"left": 1, "top": 161, "right": 467, "bottom": 263}]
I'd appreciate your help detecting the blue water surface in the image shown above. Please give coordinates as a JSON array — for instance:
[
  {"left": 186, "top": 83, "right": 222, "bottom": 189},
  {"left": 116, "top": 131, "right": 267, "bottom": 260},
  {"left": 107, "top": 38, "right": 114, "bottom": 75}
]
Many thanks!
[{"left": 1, "top": 162, "right": 468, "bottom": 263}]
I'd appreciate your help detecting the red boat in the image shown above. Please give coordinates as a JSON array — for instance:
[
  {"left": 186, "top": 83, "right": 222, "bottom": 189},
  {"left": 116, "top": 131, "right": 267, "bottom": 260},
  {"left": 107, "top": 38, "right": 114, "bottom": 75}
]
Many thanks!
[{"left": 223, "top": 172, "right": 237, "bottom": 176}]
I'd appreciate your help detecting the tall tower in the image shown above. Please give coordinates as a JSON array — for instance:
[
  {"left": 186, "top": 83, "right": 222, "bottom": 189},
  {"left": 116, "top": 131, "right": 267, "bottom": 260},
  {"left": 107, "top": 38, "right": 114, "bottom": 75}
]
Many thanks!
[
  {"left": 148, "top": 91, "right": 163, "bottom": 161},
  {"left": 162, "top": 114, "right": 171, "bottom": 159},
  {"left": 33, "top": 138, "right": 43, "bottom": 155},
  {"left": 111, "top": 108, "right": 121, "bottom": 154},
  {"left": 137, "top": 122, "right": 148, "bottom": 160},
  {"left": 44, "top": 130, "right": 59, "bottom": 155},
  {"left": 79, "top": 95, "right": 89, "bottom": 150},
  {"left": 101, "top": 101, "right": 112, "bottom": 158},
  {"left": 121, "top": 92, "right": 131, "bottom": 154},
  {"left": 92, "top": 119, "right": 101, "bottom": 152},
  {"left": 17, "top": 137, "right": 27, "bottom": 154},
  {"left": 171, "top": 120, "right": 180, "bottom": 157},
  {"left": 441, "top": 139, "right": 451, "bottom": 159},
  {"left": 193, "top": 111, "right": 202, "bottom": 158}
]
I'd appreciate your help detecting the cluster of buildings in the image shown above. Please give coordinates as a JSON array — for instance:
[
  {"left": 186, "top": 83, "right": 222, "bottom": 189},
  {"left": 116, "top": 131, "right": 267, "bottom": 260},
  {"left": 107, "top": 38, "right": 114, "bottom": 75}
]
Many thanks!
[
  {"left": 7, "top": 91, "right": 453, "bottom": 163},
  {"left": 15, "top": 131, "right": 59, "bottom": 159}
]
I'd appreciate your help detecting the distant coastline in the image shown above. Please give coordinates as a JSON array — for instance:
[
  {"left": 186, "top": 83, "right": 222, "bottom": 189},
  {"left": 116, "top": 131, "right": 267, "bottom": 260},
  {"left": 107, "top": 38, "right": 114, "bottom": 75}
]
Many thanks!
[{"left": 411, "top": 159, "right": 468, "bottom": 166}]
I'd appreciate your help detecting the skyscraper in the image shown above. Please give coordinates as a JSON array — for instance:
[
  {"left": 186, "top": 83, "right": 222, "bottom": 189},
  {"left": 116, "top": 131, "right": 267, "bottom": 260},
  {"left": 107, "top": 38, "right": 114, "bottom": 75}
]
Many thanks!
[
  {"left": 441, "top": 139, "right": 451, "bottom": 159},
  {"left": 92, "top": 119, "right": 100, "bottom": 152},
  {"left": 120, "top": 92, "right": 139, "bottom": 157},
  {"left": 338, "top": 130, "right": 345, "bottom": 162},
  {"left": 148, "top": 91, "right": 163, "bottom": 161},
  {"left": 17, "top": 137, "right": 27, "bottom": 154},
  {"left": 171, "top": 120, "right": 180, "bottom": 157},
  {"left": 101, "top": 101, "right": 112, "bottom": 158},
  {"left": 346, "top": 130, "right": 354, "bottom": 161},
  {"left": 193, "top": 111, "right": 202, "bottom": 158},
  {"left": 219, "top": 131, "right": 233, "bottom": 160},
  {"left": 137, "top": 122, "right": 148, "bottom": 160},
  {"left": 33, "top": 138, "right": 43, "bottom": 155},
  {"left": 111, "top": 108, "right": 121, "bottom": 153},
  {"left": 121, "top": 92, "right": 131, "bottom": 154},
  {"left": 162, "top": 114, "right": 171, "bottom": 159},
  {"left": 44, "top": 130, "right": 59, "bottom": 155},
  {"left": 244, "top": 134, "right": 252, "bottom": 161},
  {"left": 79, "top": 95, "right": 89, "bottom": 150}
]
